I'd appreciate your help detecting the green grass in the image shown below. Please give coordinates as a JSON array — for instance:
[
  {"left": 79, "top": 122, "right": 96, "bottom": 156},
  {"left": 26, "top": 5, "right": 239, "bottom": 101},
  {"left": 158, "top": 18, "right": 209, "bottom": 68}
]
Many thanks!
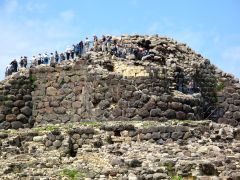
[
  {"left": 29, "top": 75, "right": 37, "bottom": 90},
  {"left": 79, "top": 121, "right": 102, "bottom": 127},
  {"left": 33, "top": 125, "right": 59, "bottom": 132},
  {"left": 60, "top": 169, "right": 85, "bottom": 180},
  {"left": 171, "top": 176, "right": 183, "bottom": 180},
  {"left": 215, "top": 82, "right": 225, "bottom": 92}
]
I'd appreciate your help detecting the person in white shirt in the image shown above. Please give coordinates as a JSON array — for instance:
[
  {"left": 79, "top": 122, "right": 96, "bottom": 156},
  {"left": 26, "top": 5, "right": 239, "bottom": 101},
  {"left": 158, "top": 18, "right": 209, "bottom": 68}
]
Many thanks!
[
  {"left": 5, "top": 64, "right": 11, "bottom": 77},
  {"left": 31, "top": 56, "right": 37, "bottom": 67},
  {"left": 85, "top": 37, "right": 90, "bottom": 52}
]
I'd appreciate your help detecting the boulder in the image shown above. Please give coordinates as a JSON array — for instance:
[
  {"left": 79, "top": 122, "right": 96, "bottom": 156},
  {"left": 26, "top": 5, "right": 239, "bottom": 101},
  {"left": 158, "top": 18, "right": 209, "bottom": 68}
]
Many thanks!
[
  {"left": 200, "top": 162, "right": 218, "bottom": 175},
  {"left": 53, "top": 107, "right": 66, "bottom": 114},
  {"left": 11, "top": 121, "right": 23, "bottom": 129},
  {"left": 17, "top": 114, "right": 28, "bottom": 123},
  {"left": 12, "top": 107, "right": 20, "bottom": 115},
  {"left": 20, "top": 106, "right": 32, "bottom": 116},
  {"left": 6, "top": 114, "right": 17, "bottom": 122},
  {"left": 137, "top": 108, "right": 150, "bottom": 118},
  {"left": 233, "top": 111, "right": 240, "bottom": 120},
  {"left": 72, "top": 101, "right": 82, "bottom": 108},
  {"left": 14, "top": 100, "right": 25, "bottom": 107},
  {"left": 99, "top": 100, "right": 110, "bottom": 110},
  {"left": 0, "top": 121, "right": 11, "bottom": 130},
  {"left": 150, "top": 108, "right": 162, "bottom": 117},
  {"left": 23, "top": 95, "right": 32, "bottom": 101},
  {"left": 169, "top": 102, "right": 183, "bottom": 111},
  {"left": 164, "top": 109, "right": 176, "bottom": 119},
  {"left": 46, "top": 87, "right": 58, "bottom": 96},
  {"left": 0, "top": 114, "right": 5, "bottom": 122},
  {"left": 176, "top": 111, "right": 186, "bottom": 120},
  {"left": 125, "top": 108, "right": 136, "bottom": 118}
]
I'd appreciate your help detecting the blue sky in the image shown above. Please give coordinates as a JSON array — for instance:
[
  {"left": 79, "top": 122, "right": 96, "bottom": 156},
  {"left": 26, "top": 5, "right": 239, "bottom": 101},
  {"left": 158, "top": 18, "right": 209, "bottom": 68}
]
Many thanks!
[{"left": 0, "top": 0, "right": 240, "bottom": 80}]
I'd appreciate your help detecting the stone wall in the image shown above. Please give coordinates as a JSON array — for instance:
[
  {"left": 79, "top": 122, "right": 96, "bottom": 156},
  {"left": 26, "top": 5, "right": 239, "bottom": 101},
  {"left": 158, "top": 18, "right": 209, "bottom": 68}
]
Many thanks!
[
  {"left": 0, "top": 121, "right": 239, "bottom": 179},
  {"left": 30, "top": 59, "right": 202, "bottom": 126},
  {"left": 1, "top": 34, "right": 240, "bottom": 129},
  {"left": 216, "top": 75, "right": 240, "bottom": 126},
  {"left": 0, "top": 74, "right": 33, "bottom": 129}
]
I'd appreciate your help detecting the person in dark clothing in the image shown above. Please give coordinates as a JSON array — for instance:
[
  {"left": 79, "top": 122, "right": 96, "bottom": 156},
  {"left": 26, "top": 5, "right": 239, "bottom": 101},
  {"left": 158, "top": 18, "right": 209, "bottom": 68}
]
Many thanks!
[
  {"left": 79, "top": 41, "right": 84, "bottom": 55},
  {"left": 37, "top": 54, "right": 42, "bottom": 65},
  {"left": 23, "top": 56, "right": 28, "bottom": 68},
  {"left": 60, "top": 53, "right": 65, "bottom": 61},
  {"left": 74, "top": 44, "right": 80, "bottom": 57},
  {"left": 55, "top": 51, "right": 59, "bottom": 63},
  {"left": 10, "top": 59, "right": 18, "bottom": 72},
  {"left": 19, "top": 57, "right": 24, "bottom": 68},
  {"left": 71, "top": 45, "right": 75, "bottom": 59}
]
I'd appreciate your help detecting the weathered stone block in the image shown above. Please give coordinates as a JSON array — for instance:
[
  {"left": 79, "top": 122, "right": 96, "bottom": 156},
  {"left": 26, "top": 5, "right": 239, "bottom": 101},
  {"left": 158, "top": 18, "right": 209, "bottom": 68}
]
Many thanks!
[
  {"left": 164, "top": 109, "right": 176, "bottom": 119},
  {"left": 46, "top": 87, "right": 58, "bottom": 96},
  {"left": 233, "top": 111, "right": 240, "bottom": 120},
  {"left": 11, "top": 121, "right": 23, "bottom": 129},
  {"left": 169, "top": 102, "right": 183, "bottom": 111},
  {"left": 14, "top": 100, "right": 25, "bottom": 107},
  {"left": 150, "top": 108, "right": 162, "bottom": 117},
  {"left": 176, "top": 111, "right": 186, "bottom": 120},
  {"left": 6, "top": 114, "right": 17, "bottom": 122},
  {"left": 20, "top": 106, "right": 32, "bottom": 116}
]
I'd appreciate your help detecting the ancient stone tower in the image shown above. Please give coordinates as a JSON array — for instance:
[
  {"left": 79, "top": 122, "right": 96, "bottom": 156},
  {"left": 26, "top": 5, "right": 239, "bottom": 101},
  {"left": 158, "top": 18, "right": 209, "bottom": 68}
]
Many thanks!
[{"left": 0, "top": 35, "right": 240, "bottom": 129}]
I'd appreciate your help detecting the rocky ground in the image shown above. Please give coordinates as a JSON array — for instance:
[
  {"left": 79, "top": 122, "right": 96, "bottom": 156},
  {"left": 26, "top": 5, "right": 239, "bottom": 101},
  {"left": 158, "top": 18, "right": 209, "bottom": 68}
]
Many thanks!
[{"left": 0, "top": 120, "right": 239, "bottom": 180}]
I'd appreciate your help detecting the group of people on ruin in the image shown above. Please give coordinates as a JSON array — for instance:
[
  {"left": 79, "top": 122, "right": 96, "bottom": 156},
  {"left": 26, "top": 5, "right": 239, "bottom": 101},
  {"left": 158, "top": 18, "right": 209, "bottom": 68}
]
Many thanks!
[
  {"left": 5, "top": 35, "right": 199, "bottom": 94},
  {"left": 5, "top": 35, "right": 152, "bottom": 77}
]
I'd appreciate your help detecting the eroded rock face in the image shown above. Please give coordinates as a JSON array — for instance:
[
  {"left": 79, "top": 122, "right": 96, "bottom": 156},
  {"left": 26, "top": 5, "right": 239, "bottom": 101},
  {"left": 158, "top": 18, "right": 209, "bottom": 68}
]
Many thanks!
[{"left": 0, "top": 121, "right": 239, "bottom": 179}]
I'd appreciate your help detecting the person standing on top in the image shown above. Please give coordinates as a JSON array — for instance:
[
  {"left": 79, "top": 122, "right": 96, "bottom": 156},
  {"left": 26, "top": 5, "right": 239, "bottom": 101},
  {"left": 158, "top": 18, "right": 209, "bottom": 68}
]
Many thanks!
[
  {"left": 31, "top": 56, "right": 37, "bottom": 67},
  {"left": 23, "top": 56, "right": 28, "bottom": 68},
  {"left": 84, "top": 37, "right": 90, "bottom": 52},
  {"left": 74, "top": 43, "right": 80, "bottom": 57},
  {"left": 60, "top": 53, "right": 65, "bottom": 61},
  {"left": 19, "top": 57, "right": 24, "bottom": 68},
  {"left": 70, "top": 45, "right": 75, "bottom": 60},
  {"left": 79, "top": 41, "right": 84, "bottom": 56},
  {"left": 43, "top": 53, "right": 49, "bottom": 64},
  {"left": 37, "top": 54, "right": 42, "bottom": 65},
  {"left": 101, "top": 35, "right": 107, "bottom": 52},
  {"left": 106, "top": 36, "right": 112, "bottom": 52},
  {"left": 93, "top": 35, "right": 98, "bottom": 51},
  {"left": 66, "top": 46, "right": 71, "bottom": 60},
  {"left": 55, "top": 51, "right": 59, "bottom": 63},
  {"left": 50, "top": 53, "right": 55, "bottom": 67},
  {"left": 5, "top": 64, "right": 12, "bottom": 77},
  {"left": 10, "top": 59, "right": 18, "bottom": 72}
]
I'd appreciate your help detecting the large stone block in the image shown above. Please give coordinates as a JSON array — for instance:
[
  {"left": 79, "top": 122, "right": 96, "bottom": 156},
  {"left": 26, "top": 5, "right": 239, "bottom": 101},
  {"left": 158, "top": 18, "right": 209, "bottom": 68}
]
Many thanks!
[
  {"left": 176, "top": 111, "right": 186, "bottom": 120},
  {"left": 21, "top": 106, "right": 32, "bottom": 116},
  {"left": 164, "top": 109, "right": 176, "bottom": 119},
  {"left": 150, "top": 108, "right": 162, "bottom": 117},
  {"left": 46, "top": 87, "right": 58, "bottom": 96},
  {"left": 6, "top": 114, "right": 17, "bottom": 122},
  {"left": 14, "top": 100, "right": 25, "bottom": 107},
  {"left": 233, "top": 111, "right": 240, "bottom": 121},
  {"left": 169, "top": 102, "right": 183, "bottom": 111}
]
